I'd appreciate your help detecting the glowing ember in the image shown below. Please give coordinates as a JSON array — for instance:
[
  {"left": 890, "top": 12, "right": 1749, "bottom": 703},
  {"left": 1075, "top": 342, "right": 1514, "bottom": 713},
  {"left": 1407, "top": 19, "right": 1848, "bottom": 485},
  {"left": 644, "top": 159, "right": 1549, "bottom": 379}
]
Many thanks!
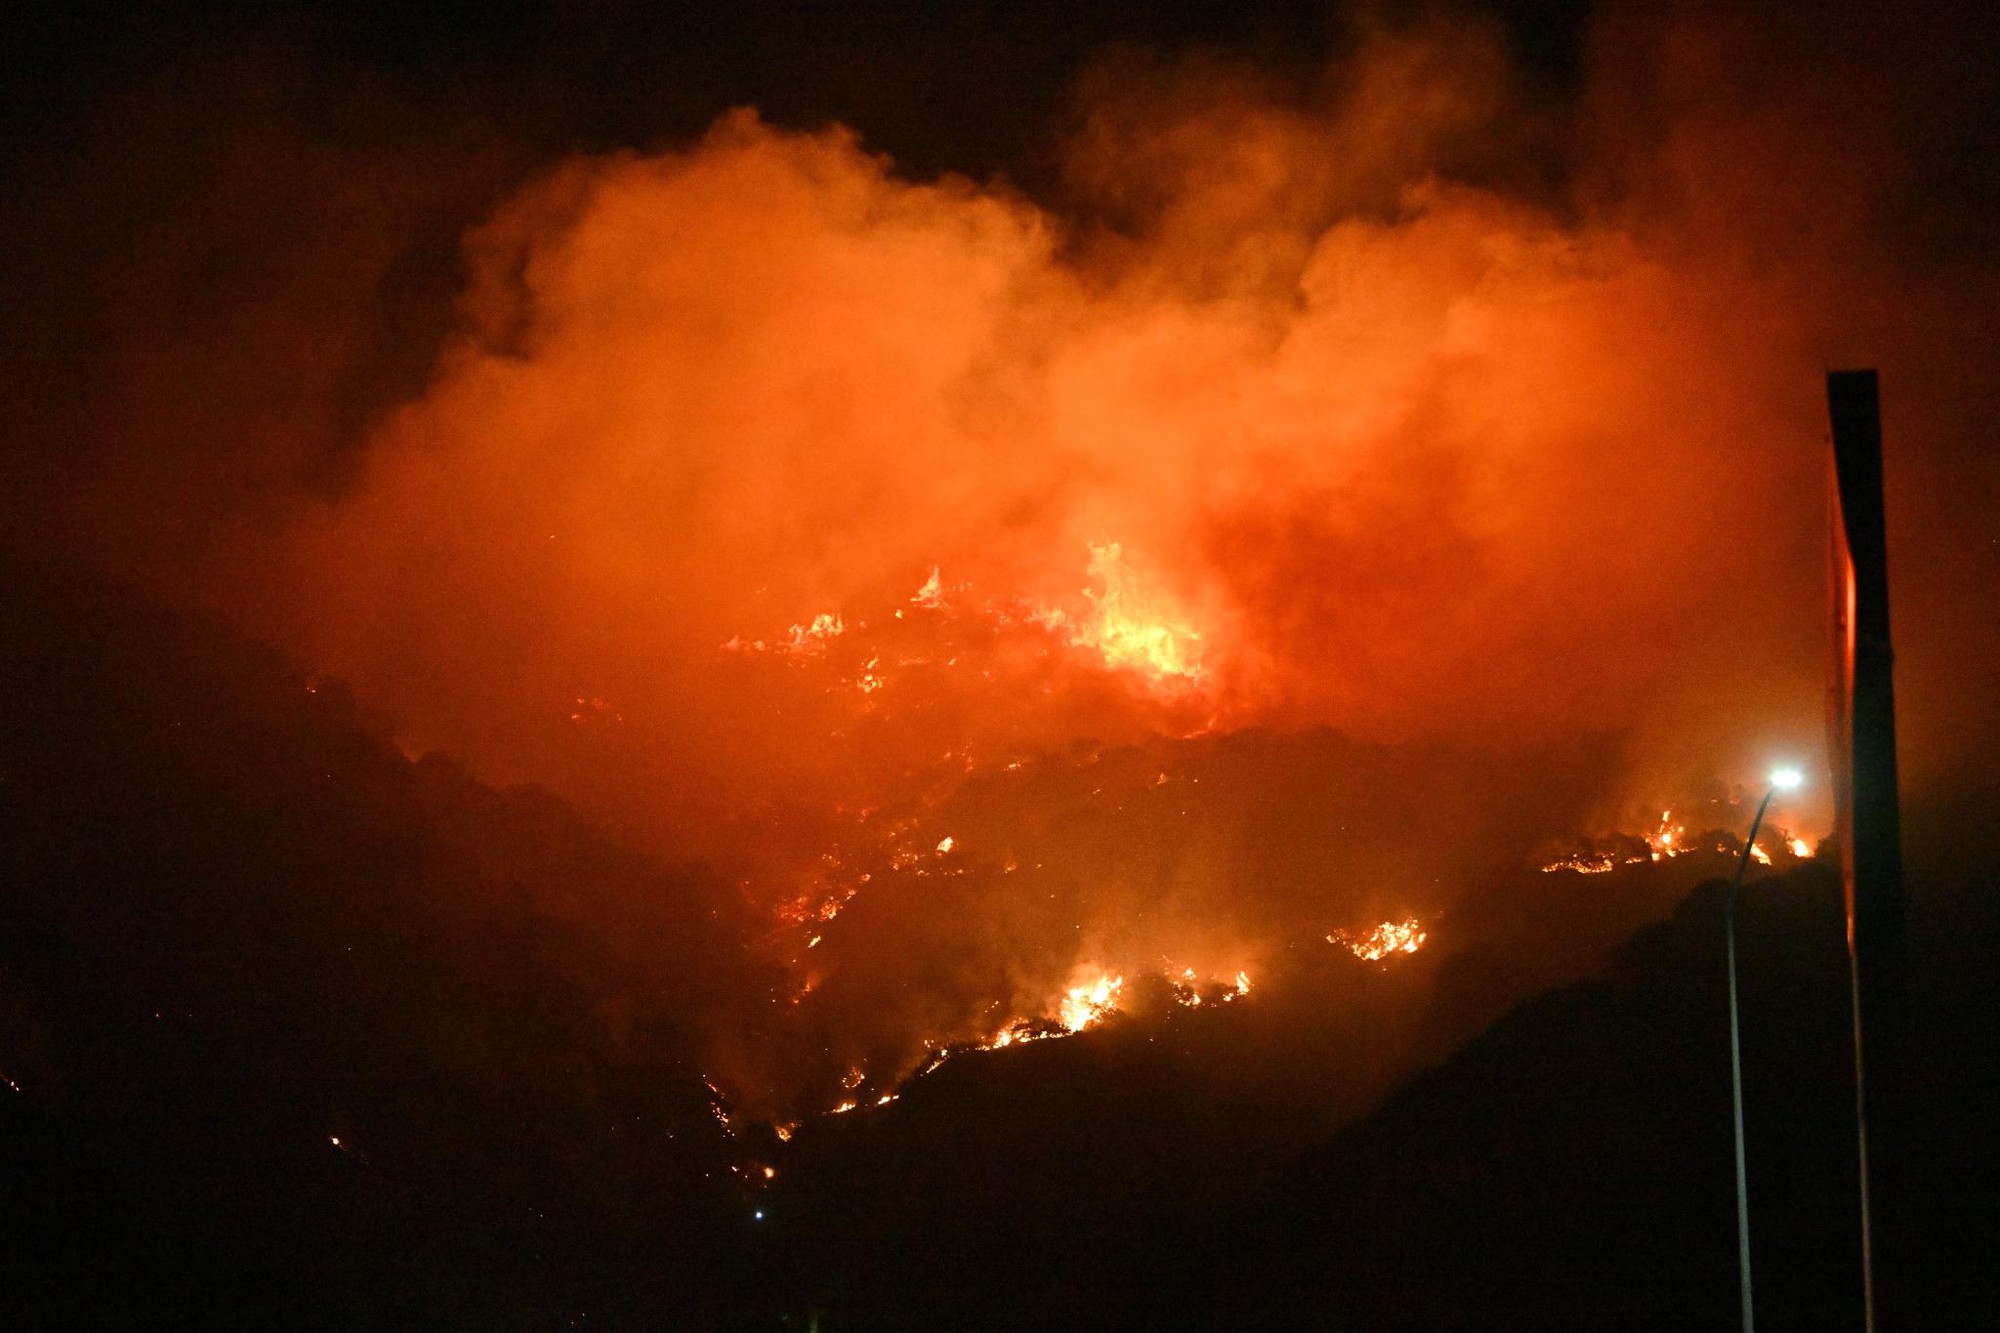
[
  {"left": 1789, "top": 836, "right": 1813, "bottom": 859},
  {"left": 1330, "top": 919, "right": 1429, "bottom": 962},
  {"left": 1750, "top": 842, "right": 1772, "bottom": 866},
  {"left": 567, "top": 696, "right": 624, "bottom": 725},
  {"left": 1541, "top": 850, "right": 1622, "bottom": 874},
  {"left": 701, "top": 1077, "right": 737, "bottom": 1135}
]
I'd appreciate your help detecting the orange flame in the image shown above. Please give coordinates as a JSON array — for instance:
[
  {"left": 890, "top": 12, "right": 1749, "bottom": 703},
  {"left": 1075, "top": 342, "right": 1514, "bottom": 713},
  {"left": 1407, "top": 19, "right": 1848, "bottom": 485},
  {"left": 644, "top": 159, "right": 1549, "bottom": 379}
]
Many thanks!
[
  {"left": 1056, "top": 970, "right": 1125, "bottom": 1033},
  {"left": 1069, "top": 543, "right": 1206, "bottom": 685},
  {"left": 1329, "top": 919, "right": 1429, "bottom": 961}
]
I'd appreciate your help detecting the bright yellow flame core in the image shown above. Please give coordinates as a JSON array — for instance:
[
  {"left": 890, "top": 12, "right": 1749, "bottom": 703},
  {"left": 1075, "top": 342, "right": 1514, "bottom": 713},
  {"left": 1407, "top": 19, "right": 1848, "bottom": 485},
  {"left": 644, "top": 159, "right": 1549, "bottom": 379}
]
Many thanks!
[
  {"left": 1071, "top": 543, "right": 1206, "bottom": 684},
  {"left": 1057, "top": 971, "right": 1125, "bottom": 1033},
  {"left": 1330, "top": 919, "right": 1429, "bottom": 961}
]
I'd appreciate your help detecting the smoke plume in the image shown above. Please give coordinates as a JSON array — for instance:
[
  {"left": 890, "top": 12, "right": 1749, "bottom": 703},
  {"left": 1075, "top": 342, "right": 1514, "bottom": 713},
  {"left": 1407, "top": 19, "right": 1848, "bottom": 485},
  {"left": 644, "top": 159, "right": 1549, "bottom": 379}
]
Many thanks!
[{"left": 5, "top": 3, "right": 1992, "bottom": 1112}]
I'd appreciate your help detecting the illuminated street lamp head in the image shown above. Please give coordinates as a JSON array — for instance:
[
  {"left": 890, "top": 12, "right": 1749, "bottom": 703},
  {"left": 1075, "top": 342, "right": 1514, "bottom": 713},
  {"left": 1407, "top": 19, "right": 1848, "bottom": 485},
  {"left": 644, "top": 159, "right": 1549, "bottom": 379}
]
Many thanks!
[{"left": 1770, "top": 767, "right": 1804, "bottom": 791}]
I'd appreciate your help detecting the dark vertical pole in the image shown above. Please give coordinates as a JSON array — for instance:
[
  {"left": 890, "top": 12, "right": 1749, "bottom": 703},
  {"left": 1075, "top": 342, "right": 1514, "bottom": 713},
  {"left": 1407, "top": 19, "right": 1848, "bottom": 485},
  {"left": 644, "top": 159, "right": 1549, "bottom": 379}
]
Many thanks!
[
  {"left": 1826, "top": 369, "right": 1907, "bottom": 1330},
  {"left": 1728, "top": 786, "right": 1779, "bottom": 1333}
]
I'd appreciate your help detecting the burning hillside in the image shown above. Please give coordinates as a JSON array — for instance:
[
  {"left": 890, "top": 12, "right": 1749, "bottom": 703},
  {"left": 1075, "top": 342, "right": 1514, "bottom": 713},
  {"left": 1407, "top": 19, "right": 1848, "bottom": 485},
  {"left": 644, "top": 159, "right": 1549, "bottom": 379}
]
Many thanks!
[
  {"left": 1, "top": 1, "right": 1995, "bottom": 1323},
  {"left": 250, "top": 42, "right": 1867, "bottom": 1115}
]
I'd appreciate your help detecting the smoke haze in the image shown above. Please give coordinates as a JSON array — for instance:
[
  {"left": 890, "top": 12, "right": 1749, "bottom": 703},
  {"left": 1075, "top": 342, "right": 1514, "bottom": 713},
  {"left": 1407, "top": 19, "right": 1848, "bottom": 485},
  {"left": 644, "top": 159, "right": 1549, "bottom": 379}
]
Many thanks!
[{"left": 4, "top": 1, "right": 1992, "bottom": 1110}]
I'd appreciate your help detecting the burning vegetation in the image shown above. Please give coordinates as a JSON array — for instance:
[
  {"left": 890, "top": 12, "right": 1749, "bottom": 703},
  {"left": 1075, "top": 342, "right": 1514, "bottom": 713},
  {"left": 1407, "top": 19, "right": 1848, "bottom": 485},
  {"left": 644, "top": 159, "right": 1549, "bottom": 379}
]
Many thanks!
[
  {"left": 1330, "top": 919, "right": 1430, "bottom": 962},
  {"left": 1540, "top": 808, "right": 1819, "bottom": 876},
  {"left": 4, "top": 0, "right": 1994, "bottom": 1324},
  {"left": 175, "top": 16, "right": 1912, "bottom": 1123},
  {"left": 1, "top": 6, "right": 1885, "bottom": 1147}
]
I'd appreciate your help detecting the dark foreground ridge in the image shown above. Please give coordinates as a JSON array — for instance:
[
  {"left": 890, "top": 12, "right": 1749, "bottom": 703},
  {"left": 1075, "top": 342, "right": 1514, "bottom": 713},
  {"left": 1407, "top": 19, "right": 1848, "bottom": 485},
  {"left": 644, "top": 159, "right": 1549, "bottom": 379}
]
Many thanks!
[
  {"left": 3, "top": 559, "right": 1993, "bottom": 1329},
  {"left": 0, "top": 558, "right": 770, "bottom": 1327}
]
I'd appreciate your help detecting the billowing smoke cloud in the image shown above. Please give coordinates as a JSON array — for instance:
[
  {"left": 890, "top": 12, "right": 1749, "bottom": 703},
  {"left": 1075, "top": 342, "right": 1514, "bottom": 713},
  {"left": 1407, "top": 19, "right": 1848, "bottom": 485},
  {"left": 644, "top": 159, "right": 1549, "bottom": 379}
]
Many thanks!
[
  {"left": 8, "top": 4, "right": 1993, "bottom": 1113},
  {"left": 275, "top": 22, "right": 1843, "bottom": 841}
]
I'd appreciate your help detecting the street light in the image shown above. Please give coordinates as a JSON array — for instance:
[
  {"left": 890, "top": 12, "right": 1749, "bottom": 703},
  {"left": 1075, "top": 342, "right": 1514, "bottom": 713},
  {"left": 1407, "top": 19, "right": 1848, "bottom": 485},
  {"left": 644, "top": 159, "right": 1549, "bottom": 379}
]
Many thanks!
[{"left": 1727, "top": 767, "right": 1802, "bottom": 1333}]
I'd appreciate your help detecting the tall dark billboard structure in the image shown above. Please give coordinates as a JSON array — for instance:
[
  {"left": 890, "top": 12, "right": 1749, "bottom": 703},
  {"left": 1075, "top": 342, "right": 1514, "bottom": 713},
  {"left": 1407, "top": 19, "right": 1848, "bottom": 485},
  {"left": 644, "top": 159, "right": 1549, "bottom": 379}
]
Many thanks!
[{"left": 1826, "top": 369, "right": 1906, "bottom": 1330}]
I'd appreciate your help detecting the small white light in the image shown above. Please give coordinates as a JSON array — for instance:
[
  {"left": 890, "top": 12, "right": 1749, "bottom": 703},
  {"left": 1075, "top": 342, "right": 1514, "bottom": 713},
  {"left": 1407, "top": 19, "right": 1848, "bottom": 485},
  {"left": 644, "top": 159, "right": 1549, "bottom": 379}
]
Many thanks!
[
  {"left": 753, "top": 1210, "right": 764, "bottom": 1221},
  {"left": 1771, "top": 767, "right": 1804, "bottom": 791}
]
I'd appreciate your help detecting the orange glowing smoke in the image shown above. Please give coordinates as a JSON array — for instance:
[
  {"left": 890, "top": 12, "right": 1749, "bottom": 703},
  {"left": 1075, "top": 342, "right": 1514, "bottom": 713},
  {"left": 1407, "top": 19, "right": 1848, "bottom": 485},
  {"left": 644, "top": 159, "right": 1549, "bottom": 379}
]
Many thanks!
[
  {"left": 253, "top": 20, "right": 1905, "bottom": 1118},
  {"left": 282, "top": 86, "right": 1838, "bottom": 872}
]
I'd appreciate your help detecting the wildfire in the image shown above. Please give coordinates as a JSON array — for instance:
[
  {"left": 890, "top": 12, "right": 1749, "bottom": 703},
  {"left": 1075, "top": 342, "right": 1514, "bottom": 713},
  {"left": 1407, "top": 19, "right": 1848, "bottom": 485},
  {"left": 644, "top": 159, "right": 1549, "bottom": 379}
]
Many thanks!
[
  {"left": 973, "top": 968, "right": 1129, "bottom": 1053},
  {"left": 1538, "top": 808, "right": 1702, "bottom": 869},
  {"left": 716, "top": 551, "right": 1437, "bottom": 1135},
  {"left": 1167, "top": 967, "right": 1252, "bottom": 1007},
  {"left": 721, "top": 611, "right": 845, "bottom": 658},
  {"left": 784, "top": 613, "right": 845, "bottom": 656},
  {"left": 723, "top": 545, "right": 1211, "bottom": 707},
  {"left": 1069, "top": 543, "right": 1206, "bottom": 685},
  {"left": 1646, "top": 811, "right": 1684, "bottom": 861},
  {"left": 782, "top": 961, "right": 1284, "bottom": 1132},
  {"left": 1542, "top": 810, "right": 1823, "bottom": 875},
  {"left": 1541, "top": 850, "right": 1621, "bottom": 874},
  {"left": 730, "top": 1160, "right": 780, "bottom": 1189},
  {"left": 1056, "top": 971, "right": 1125, "bottom": 1033},
  {"left": 701, "top": 1077, "right": 737, "bottom": 1135},
  {"left": 1329, "top": 919, "right": 1429, "bottom": 962}
]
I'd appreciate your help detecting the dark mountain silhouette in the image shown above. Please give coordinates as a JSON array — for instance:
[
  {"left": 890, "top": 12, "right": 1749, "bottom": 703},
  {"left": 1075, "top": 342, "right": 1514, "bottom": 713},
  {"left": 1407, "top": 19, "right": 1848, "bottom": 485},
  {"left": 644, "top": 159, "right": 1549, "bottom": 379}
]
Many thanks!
[
  {"left": 0, "top": 558, "right": 773, "bottom": 1327},
  {"left": 4, "top": 557, "right": 1991, "bottom": 1329},
  {"left": 1160, "top": 809, "right": 1999, "bottom": 1330},
  {"left": 750, "top": 852, "right": 1994, "bottom": 1330}
]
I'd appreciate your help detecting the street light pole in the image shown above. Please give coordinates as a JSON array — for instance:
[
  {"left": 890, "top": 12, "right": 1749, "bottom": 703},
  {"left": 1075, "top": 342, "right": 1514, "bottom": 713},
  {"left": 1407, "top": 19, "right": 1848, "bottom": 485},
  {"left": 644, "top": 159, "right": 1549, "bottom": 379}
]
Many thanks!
[{"left": 1727, "top": 768, "right": 1800, "bottom": 1333}]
